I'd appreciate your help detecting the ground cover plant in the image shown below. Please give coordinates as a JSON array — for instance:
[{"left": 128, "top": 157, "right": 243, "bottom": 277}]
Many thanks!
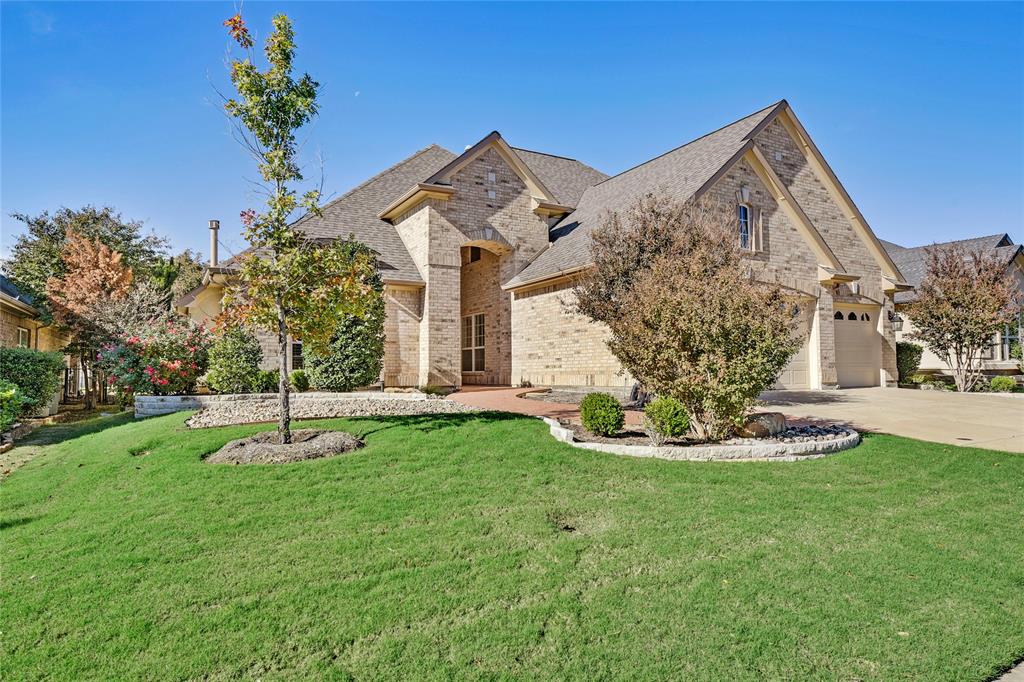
[{"left": 2, "top": 413, "right": 1022, "bottom": 680}]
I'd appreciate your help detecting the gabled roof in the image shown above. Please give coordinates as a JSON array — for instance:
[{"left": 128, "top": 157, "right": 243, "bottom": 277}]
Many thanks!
[
  {"left": 882, "top": 234, "right": 1022, "bottom": 303},
  {"left": 295, "top": 144, "right": 457, "bottom": 284},
  {"left": 505, "top": 101, "right": 785, "bottom": 288},
  {"left": 511, "top": 148, "right": 608, "bottom": 207}
]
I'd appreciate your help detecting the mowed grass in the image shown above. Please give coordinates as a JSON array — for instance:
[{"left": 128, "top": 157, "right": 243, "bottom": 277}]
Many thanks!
[{"left": 2, "top": 412, "right": 1022, "bottom": 680}]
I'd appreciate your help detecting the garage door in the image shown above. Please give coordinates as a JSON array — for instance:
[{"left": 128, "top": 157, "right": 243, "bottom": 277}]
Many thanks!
[
  {"left": 773, "top": 304, "right": 812, "bottom": 389},
  {"left": 834, "top": 307, "right": 881, "bottom": 388}
]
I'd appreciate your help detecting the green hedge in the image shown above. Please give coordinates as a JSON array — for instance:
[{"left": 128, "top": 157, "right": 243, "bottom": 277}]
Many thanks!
[
  {"left": 206, "top": 326, "right": 263, "bottom": 394},
  {"left": 0, "top": 347, "right": 65, "bottom": 415},
  {"left": 896, "top": 342, "right": 924, "bottom": 383},
  {"left": 0, "top": 379, "right": 28, "bottom": 432},
  {"left": 305, "top": 304, "right": 385, "bottom": 392}
]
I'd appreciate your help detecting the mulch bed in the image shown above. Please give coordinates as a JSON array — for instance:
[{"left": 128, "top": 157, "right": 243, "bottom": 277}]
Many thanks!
[
  {"left": 565, "top": 423, "right": 695, "bottom": 446},
  {"left": 205, "top": 429, "right": 363, "bottom": 465}
]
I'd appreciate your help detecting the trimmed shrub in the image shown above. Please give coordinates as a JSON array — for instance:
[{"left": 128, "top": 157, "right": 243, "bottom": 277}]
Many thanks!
[
  {"left": 289, "top": 369, "right": 310, "bottom": 392},
  {"left": 305, "top": 305, "right": 385, "bottom": 392},
  {"left": 206, "top": 326, "right": 263, "bottom": 394},
  {"left": 989, "top": 376, "right": 1016, "bottom": 393},
  {"left": 580, "top": 392, "right": 625, "bottom": 437},
  {"left": 896, "top": 342, "right": 924, "bottom": 383},
  {"left": 255, "top": 370, "right": 278, "bottom": 393},
  {"left": 0, "top": 380, "right": 28, "bottom": 433},
  {"left": 0, "top": 347, "right": 65, "bottom": 415},
  {"left": 643, "top": 396, "right": 689, "bottom": 441}
]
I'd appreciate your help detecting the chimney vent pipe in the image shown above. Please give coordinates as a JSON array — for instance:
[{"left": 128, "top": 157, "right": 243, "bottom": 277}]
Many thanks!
[{"left": 208, "top": 219, "right": 220, "bottom": 267}]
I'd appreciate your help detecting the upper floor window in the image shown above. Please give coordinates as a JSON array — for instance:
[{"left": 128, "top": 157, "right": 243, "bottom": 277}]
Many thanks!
[
  {"left": 17, "top": 327, "right": 30, "bottom": 348},
  {"left": 737, "top": 204, "right": 752, "bottom": 250}
]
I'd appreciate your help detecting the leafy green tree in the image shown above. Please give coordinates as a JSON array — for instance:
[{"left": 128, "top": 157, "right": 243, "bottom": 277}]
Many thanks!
[
  {"left": 305, "top": 287, "right": 385, "bottom": 392},
  {"left": 2, "top": 206, "right": 167, "bottom": 318},
  {"left": 222, "top": 13, "right": 381, "bottom": 443}
]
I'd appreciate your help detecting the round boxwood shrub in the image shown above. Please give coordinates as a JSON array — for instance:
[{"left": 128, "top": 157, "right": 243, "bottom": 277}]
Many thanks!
[
  {"left": 305, "top": 305, "right": 385, "bottom": 392},
  {"left": 896, "top": 341, "right": 924, "bottom": 383},
  {"left": 255, "top": 370, "right": 278, "bottom": 393},
  {"left": 289, "top": 369, "right": 310, "bottom": 392},
  {"left": 0, "top": 347, "right": 65, "bottom": 416},
  {"left": 0, "top": 380, "right": 28, "bottom": 433},
  {"left": 206, "top": 326, "right": 263, "bottom": 394},
  {"left": 989, "top": 376, "right": 1016, "bottom": 393},
  {"left": 643, "top": 396, "right": 689, "bottom": 439},
  {"left": 580, "top": 392, "right": 625, "bottom": 437}
]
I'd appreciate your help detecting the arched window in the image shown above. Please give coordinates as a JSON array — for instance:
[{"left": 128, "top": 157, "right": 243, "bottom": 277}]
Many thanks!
[
  {"left": 737, "top": 204, "right": 751, "bottom": 250},
  {"left": 834, "top": 311, "right": 844, "bottom": 320},
  {"left": 847, "top": 312, "right": 857, "bottom": 320},
  {"left": 861, "top": 313, "right": 870, "bottom": 321}
]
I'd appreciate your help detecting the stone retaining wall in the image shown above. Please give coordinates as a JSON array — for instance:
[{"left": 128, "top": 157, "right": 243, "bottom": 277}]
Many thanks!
[{"left": 135, "top": 391, "right": 431, "bottom": 418}]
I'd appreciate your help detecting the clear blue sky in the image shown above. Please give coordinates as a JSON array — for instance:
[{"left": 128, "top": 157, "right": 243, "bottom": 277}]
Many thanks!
[{"left": 3, "top": 1, "right": 1022, "bottom": 262}]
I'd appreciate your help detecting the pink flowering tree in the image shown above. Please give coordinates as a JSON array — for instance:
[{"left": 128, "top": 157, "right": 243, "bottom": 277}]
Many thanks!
[{"left": 97, "top": 321, "right": 211, "bottom": 400}]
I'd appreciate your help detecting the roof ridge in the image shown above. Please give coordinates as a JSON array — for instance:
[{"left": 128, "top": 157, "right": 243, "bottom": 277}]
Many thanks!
[
  {"left": 586, "top": 100, "right": 785, "bottom": 190},
  {"left": 902, "top": 233, "right": 1011, "bottom": 251},
  {"left": 313, "top": 144, "right": 455, "bottom": 216}
]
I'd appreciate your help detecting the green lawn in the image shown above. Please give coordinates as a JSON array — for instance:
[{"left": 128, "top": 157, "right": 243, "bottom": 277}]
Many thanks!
[{"left": 2, "top": 412, "right": 1022, "bottom": 680}]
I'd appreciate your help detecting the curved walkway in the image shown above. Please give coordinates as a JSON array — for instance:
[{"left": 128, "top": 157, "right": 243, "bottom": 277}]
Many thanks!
[{"left": 448, "top": 386, "right": 643, "bottom": 425}]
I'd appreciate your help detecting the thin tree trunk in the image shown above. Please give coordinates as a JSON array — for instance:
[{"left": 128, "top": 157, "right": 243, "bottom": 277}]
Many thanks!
[
  {"left": 277, "top": 295, "right": 291, "bottom": 444},
  {"left": 81, "top": 351, "right": 94, "bottom": 410}
]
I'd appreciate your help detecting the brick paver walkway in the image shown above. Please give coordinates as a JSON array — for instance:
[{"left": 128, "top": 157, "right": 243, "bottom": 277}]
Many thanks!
[{"left": 448, "top": 386, "right": 643, "bottom": 425}]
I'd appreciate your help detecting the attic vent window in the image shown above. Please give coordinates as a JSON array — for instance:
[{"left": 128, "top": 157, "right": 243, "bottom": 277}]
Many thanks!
[
  {"left": 486, "top": 171, "right": 496, "bottom": 183},
  {"left": 487, "top": 189, "right": 496, "bottom": 199},
  {"left": 469, "top": 246, "right": 481, "bottom": 262}
]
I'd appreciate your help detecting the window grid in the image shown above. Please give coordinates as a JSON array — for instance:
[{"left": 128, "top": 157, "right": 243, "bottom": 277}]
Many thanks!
[
  {"left": 16, "top": 327, "right": 30, "bottom": 348},
  {"left": 461, "top": 314, "right": 485, "bottom": 372},
  {"left": 737, "top": 204, "right": 752, "bottom": 250}
]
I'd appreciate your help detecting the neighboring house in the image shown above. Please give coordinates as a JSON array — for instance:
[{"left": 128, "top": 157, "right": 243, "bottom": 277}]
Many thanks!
[
  {"left": 178, "top": 100, "right": 910, "bottom": 392},
  {"left": 882, "top": 234, "right": 1024, "bottom": 376},
  {"left": 0, "top": 274, "right": 76, "bottom": 410}
]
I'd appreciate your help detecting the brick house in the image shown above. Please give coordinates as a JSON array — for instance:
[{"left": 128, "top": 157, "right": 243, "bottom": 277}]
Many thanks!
[
  {"left": 883, "top": 234, "right": 1024, "bottom": 376},
  {"left": 178, "top": 100, "right": 910, "bottom": 392}
]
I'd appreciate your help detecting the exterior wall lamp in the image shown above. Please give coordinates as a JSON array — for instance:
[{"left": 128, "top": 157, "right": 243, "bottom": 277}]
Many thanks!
[{"left": 888, "top": 310, "right": 903, "bottom": 332}]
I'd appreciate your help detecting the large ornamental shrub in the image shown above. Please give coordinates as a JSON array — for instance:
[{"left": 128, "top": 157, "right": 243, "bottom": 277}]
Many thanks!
[
  {"left": 896, "top": 341, "right": 924, "bottom": 383},
  {"left": 305, "top": 303, "right": 385, "bottom": 392},
  {"left": 0, "top": 380, "right": 28, "bottom": 433},
  {"left": 580, "top": 392, "right": 625, "bottom": 437},
  {"left": 0, "top": 347, "right": 65, "bottom": 415},
  {"left": 575, "top": 196, "right": 801, "bottom": 441},
  {"left": 206, "top": 326, "right": 263, "bottom": 394},
  {"left": 97, "top": 320, "right": 211, "bottom": 397}
]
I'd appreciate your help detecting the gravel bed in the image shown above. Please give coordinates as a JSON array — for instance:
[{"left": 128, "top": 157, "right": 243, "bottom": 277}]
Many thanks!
[
  {"left": 205, "top": 429, "right": 363, "bottom": 464},
  {"left": 569, "top": 423, "right": 852, "bottom": 447},
  {"left": 186, "top": 397, "right": 477, "bottom": 429}
]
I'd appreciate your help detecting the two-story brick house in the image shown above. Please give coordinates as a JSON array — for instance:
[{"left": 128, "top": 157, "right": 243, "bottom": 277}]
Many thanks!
[{"left": 178, "top": 100, "right": 910, "bottom": 392}]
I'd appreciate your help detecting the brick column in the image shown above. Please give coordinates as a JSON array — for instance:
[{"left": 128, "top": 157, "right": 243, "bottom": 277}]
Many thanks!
[{"left": 815, "top": 286, "right": 839, "bottom": 389}]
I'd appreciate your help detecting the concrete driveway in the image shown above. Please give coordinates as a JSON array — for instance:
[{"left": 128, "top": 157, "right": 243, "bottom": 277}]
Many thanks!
[{"left": 760, "top": 387, "right": 1024, "bottom": 453}]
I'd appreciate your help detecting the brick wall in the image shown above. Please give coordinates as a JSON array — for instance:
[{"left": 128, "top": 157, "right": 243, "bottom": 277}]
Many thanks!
[
  {"left": 510, "top": 279, "right": 632, "bottom": 390},
  {"left": 383, "top": 285, "right": 422, "bottom": 386}
]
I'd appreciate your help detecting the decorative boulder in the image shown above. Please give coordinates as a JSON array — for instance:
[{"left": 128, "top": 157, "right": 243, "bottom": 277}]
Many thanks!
[{"left": 737, "top": 412, "right": 786, "bottom": 438}]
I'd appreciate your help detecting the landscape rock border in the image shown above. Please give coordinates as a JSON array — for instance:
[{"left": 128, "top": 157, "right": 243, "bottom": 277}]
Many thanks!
[{"left": 541, "top": 417, "right": 860, "bottom": 462}]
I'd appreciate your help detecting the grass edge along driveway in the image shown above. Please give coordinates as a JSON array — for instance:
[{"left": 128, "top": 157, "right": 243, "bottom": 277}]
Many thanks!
[{"left": 2, "top": 411, "right": 1022, "bottom": 680}]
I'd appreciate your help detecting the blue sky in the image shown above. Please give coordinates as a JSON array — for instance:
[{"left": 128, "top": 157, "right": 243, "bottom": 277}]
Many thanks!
[{"left": 2, "top": 2, "right": 1022, "bottom": 262}]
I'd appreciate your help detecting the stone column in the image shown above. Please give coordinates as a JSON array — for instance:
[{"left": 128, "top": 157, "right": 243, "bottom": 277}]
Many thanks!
[{"left": 815, "top": 285, "right": 839, "bottom": 389}]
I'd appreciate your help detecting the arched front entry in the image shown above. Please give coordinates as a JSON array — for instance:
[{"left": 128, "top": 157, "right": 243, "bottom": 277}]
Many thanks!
[{"left": 459, "top": 242, "right": 511, "bottom": 385}]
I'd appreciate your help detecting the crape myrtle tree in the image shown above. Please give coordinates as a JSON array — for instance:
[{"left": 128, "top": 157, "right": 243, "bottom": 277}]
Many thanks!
[
  {"left": 222, "top": 13, "right": 381, "bottom": 443},
  {"left": 45, "top": 231, "right": 134, "bottom": 408},
  {"left": 906, "top": 244, "right": 1021, "bottom": 392},
  {"left": 575, "top": 195, "right": 801, "bottom": 441}
]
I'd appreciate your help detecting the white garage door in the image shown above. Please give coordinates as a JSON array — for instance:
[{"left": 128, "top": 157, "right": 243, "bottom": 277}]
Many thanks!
[
  {"left": 773, "top": 305, "right": 812, "bottom": 389},
  {"left": 834, "top": 307, "right": 881, "bottom": 388}
]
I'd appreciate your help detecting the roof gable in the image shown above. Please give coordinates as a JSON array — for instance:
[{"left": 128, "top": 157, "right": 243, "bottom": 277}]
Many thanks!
[
  {"left": 426, "top": 132, "right": 560, "bottom": 204},
  {"left": 506, "top": 101, "right": 786, "bottom": 288}
]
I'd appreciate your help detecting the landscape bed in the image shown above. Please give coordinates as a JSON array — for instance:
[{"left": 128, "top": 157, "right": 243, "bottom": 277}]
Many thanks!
[{"left": 2, "top": 411, "right": 1022, "bottom": 680}]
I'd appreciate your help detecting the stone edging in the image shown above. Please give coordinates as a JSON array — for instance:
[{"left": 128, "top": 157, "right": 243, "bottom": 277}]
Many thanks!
[{"left": 539, "top": 417, "right": 860, "bottom": 462}]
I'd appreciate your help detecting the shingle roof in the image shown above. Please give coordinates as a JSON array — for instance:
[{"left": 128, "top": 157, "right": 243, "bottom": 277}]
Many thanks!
[
  {"left": 0, "top": 274, "right": 37, "bottom": 310},
  {"left": 505, "top": 101, "right": 785, "bottom": 288},
  {"left": 882, "top": 234, "right": 1020, "bottom": 303},
  {"left": 290, "top": 144, "right": 457, "bottom": 284},
  {"left": 511, "top": 148, "right": 608, "bottom": 207}
]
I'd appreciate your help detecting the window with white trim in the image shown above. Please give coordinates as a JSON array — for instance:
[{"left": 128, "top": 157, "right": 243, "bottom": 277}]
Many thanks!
[
  {"left": 17, "top": 327, "right": 30, "bottom": 348},
  {"left": 737, "top": 204, "right": 752, "bottom": 250},
  {"left": 461, "top": 314, "right": 485, "bottom": 372}
]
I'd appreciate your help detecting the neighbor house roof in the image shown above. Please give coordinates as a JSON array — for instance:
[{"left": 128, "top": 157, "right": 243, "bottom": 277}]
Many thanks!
[
  {"left": 504, "top": 101, "right": 786, "bottom": 289},
  {"left": 881, "top": 234, "right": 1021, "bottom": 304},
  {"left": 0, "top": 274, "right": 40, "bottom": 316}
]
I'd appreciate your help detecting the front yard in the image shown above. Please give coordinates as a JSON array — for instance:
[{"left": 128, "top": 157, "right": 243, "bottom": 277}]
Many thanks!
[{"left": 2, "top": 412, "right": 1022, "bottom": 679}]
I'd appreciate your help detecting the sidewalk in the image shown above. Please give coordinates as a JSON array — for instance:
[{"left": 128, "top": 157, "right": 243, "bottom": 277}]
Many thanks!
[{"left": 448, "top": 386, "right": 643, "bottom": 424}]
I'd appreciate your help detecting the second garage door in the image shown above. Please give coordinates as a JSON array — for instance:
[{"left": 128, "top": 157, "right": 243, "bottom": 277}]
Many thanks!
[{"left": 834, "top": 307, "right": 881, "bottom": 388}]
